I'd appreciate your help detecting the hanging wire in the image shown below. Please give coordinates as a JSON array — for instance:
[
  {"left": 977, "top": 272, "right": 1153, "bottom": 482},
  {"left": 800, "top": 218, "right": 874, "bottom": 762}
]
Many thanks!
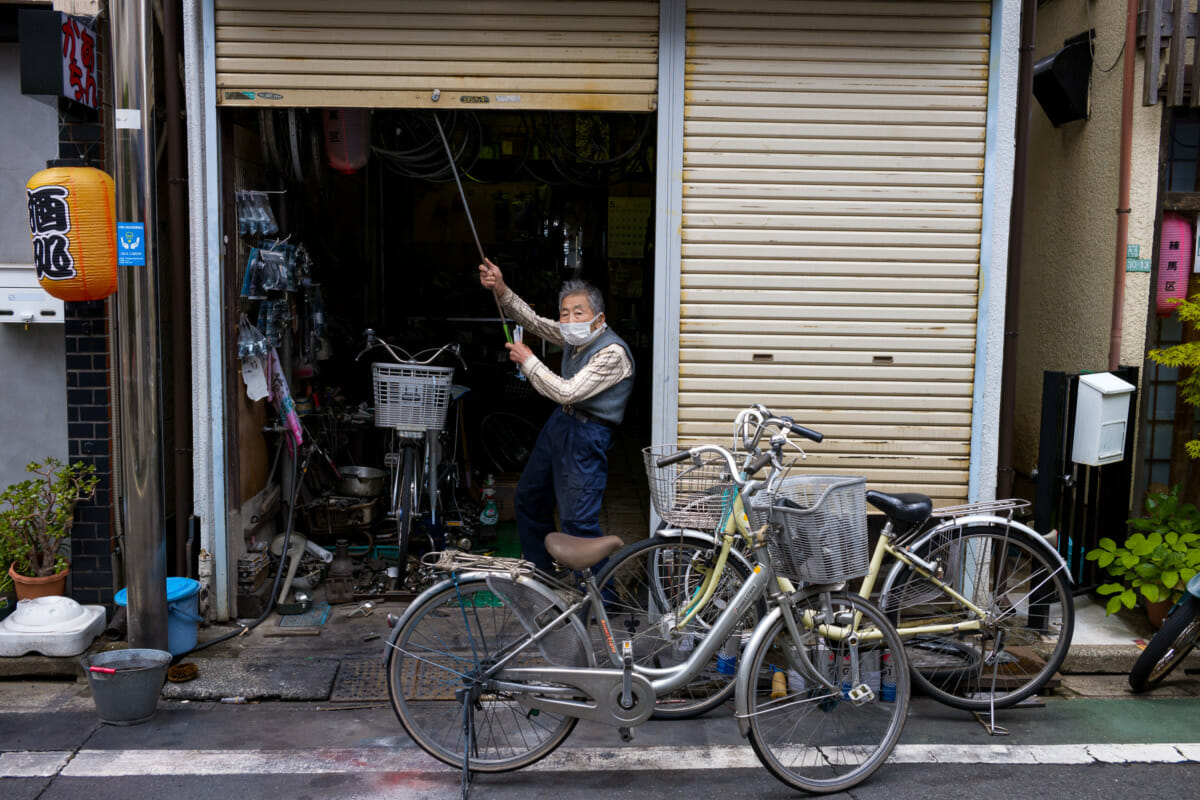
[{"left": 373, "top": 110, "right": 483, "bottom": 182}]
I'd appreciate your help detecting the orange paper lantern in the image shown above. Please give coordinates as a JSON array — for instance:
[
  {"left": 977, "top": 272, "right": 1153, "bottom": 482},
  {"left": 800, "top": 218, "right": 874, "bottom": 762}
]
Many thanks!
[
  {"left": 323, "top": 109, "right": 371, "bottom": 175},
  {"left": 26, "top": 165, "right": 117, "bottom": 302}
]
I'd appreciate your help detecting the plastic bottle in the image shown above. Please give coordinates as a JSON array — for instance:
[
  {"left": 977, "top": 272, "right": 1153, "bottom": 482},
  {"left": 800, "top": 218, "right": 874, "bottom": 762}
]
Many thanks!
[
  {"left": 479, "top": 474, "right": 499, "bottom": 526},
  {"left": 716, "top": 634, "right": 738, "bottom": 676},
  {"left": 840, "top": 654, "right": 853, "bottom": 699},
  {"left": 771, "top": 669, "right": 787, "bottom": 699},
  {"left": 863, "top": 650, "right": 881, "bottom": 700},
  {"left": 671, "top": 630, "right": 695, "bottom": 662},
  {"left": 880, "top": 651, "right": 896, "bottom": 702},
  {"left": 787, "top": 668, "right": 805, "bottom": 695}
]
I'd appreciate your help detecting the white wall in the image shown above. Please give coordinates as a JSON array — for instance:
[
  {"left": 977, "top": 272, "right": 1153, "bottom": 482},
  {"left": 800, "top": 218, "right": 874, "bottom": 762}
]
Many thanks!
[{"left": 0, "top": 43, "right": 68, "bottom": 489}]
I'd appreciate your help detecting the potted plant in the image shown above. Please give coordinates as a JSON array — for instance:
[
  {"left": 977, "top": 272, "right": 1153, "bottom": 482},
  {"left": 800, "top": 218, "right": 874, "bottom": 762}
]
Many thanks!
[
  {"left": 0, "top": 561, "right": 14, "bottom": 621},
  {"left": 0, "top": 458, "right": 99, "bottom": 600},
  {"left": 1086, "top": 485, "right": 1200, "bottom": 624}
]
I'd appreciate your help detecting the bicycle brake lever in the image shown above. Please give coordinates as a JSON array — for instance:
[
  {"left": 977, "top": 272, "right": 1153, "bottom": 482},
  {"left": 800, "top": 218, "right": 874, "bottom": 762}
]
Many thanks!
[{"left": 450, "top": 343, "right": 468, "bottom": 370}]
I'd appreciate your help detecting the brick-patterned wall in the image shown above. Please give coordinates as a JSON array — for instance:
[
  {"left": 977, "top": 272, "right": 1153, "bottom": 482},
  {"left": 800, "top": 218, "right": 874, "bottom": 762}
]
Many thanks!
[
  {"left": 60, "top": 41, "right": 114, "bottom": 605},
  {"left": 64, "top": 301, "right": 114, "bottom": 604}
]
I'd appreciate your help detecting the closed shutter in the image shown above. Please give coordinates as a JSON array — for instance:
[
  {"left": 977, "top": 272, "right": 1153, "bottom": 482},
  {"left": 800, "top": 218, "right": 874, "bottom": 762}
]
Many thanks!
[
  {"left": 215, "top": 0, "right": 659, "bottom": 110},
  {"left": 679, "top": 1, "right": 991, "bottom": 507}
]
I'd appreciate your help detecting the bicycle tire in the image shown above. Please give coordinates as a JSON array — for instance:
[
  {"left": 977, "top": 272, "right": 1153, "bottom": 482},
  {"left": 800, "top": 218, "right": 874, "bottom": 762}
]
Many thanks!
[
  {"left": 395, "top": 447, "right": 419, "bottom": 580},
  {"left": 743, "top": 589, "right": 909, "bottom": 794},
  {"left": 592, "top": 533, "right": 766, "bottom": 719},
  {"left": 385, "top": 574, "right": 581, "bottom": 772},
  {"left": 882, "top": 524, "right": 1074, "bottom": 710},
  {"left": 1129, "top": 593, "right": 1200, "bottom": 693}
]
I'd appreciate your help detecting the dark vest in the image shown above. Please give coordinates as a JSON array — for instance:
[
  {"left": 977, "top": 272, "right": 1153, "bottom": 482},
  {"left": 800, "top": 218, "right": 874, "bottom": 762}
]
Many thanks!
[{"left": 563, "top": 327, "right": 635, "bottom": 425}]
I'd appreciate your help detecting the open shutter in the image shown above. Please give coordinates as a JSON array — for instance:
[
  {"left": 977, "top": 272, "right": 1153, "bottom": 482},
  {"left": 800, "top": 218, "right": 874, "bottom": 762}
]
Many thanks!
[
  {"left": 679, "top": 0, "right": 991, "bottom": 506},
  {"left": 215, "top": 0, "right": 659, "bottom": 110}
]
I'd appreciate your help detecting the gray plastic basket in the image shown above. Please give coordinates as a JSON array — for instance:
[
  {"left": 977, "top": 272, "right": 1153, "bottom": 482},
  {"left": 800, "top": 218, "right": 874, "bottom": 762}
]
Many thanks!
[
  {"left": 372, "top": 363, "right": 454, "bottom": 436},
  {"left": 747, "top": 475, "right": 869, "bottom": 584}
]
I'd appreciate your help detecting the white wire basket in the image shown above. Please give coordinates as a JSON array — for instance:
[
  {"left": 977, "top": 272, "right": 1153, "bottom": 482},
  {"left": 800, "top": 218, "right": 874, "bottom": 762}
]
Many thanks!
[
  {"left": 643, "top": 444, "right": 737, "bottom": 531},
  {"left": 372, "top": 363, "right": 455, "bottom": 437},
  {"left": 747, "top": 475, "right": 869, "bottom": 584}
]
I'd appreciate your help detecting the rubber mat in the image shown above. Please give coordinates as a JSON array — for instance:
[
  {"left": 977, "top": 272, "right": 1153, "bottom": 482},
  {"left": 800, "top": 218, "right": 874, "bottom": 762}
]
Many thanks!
[
  {"left": 277, "top": 602, "right": 331, "bottom": 627},
  {"left": 329, "top": 656, "right": 390, "bottom": 702}
]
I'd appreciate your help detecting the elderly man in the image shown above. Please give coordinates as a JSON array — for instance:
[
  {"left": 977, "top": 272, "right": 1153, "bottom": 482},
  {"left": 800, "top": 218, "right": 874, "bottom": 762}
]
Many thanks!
[{"left": 478, "top": 258, "right": 634, "bottom": 572}]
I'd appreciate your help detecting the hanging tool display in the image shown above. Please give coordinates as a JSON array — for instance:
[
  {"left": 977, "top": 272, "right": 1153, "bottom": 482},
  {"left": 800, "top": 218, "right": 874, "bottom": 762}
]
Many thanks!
[{"left": 432, "top": 109, "right": 512, "bottom": 343}]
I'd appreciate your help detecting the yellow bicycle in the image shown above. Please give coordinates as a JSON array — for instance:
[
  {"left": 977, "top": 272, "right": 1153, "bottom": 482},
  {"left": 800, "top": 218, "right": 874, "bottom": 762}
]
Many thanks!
[{"left": 611, "top": 405, "right": 1074, "bottom": 714}]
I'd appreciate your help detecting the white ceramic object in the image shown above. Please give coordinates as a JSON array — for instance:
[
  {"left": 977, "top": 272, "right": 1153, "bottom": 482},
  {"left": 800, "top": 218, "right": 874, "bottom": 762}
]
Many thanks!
[{"left": 0, "top": 595, "right": 106, "bottom": 657}]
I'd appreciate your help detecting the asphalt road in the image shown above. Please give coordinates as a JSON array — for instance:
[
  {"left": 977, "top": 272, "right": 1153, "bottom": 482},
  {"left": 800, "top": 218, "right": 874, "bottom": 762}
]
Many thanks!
[{"left": 3, "top": 679, "right": 1200, "bottom": 800}]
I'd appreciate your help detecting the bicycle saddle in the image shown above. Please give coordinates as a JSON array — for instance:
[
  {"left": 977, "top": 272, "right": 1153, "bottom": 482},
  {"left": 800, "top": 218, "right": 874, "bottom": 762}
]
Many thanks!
[
  {"left": 544, "top": 532, "right": 625, "bottom": 572},
  {"left": 865, "top": 490, "right": 933, "bottom": 525}
]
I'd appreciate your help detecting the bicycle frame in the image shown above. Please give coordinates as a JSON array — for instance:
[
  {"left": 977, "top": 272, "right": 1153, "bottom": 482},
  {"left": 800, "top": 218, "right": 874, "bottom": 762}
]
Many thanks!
[
  {"left": 384, "top": 483, "right": 849, "bottom": 730},
  {"left": 672, "top": 481, "right": 1071, "bottom": 652}
]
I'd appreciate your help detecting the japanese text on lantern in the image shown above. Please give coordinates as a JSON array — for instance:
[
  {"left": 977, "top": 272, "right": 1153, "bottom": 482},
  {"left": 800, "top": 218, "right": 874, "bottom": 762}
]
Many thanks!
[
  {"left": 27, "top": 185, "right": 76, "bottom": 282},
  {"left": 61, "top": 16, "right": 97, "bottom": 110}
]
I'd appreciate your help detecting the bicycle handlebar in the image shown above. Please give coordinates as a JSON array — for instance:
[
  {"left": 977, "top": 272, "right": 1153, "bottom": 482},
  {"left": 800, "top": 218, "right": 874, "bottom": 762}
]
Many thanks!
[
  {"left": 655, "top": 450, "right": 692, "bottom": 468},
  {"left": 355, "top": 330, "right": 467, "bottom": 370},
  {"left": 736, "top": 405, "right": 823, "bottom": 458},
  {"left": 749, "top": 403, "right": 822, "bottom": 443}
]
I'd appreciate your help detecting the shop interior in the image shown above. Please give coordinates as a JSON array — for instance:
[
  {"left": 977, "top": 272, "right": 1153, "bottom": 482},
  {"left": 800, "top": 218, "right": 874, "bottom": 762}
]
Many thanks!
[{"left": 225, "top": 108, "right": 657, "bottom": 616}]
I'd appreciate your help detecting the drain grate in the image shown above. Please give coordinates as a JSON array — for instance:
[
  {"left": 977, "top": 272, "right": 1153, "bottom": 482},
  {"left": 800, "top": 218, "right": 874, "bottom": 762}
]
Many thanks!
[{"left": 330, "top": 656, "right": 390, "bottom": 702}]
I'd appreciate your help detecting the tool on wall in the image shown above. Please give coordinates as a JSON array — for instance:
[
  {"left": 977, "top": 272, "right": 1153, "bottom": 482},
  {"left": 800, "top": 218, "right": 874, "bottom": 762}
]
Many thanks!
[{"left": 432, "top": 105, "right": 512, "bottom": 343}]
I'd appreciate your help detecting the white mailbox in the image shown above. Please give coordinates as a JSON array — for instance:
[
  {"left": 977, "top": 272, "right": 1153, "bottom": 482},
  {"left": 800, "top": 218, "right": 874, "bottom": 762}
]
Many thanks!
[
  {"left": 1071, "top": 372, "right": 1136, "bottom": 466},
  {"left": 0, "top": 263, "right": 64, "bottom": 325}
]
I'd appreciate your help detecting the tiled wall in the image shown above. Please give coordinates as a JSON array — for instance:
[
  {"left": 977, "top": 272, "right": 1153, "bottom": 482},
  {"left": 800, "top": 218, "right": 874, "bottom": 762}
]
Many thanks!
[{"left": 65, "top": 299, "right": 114, "bottom": 604}]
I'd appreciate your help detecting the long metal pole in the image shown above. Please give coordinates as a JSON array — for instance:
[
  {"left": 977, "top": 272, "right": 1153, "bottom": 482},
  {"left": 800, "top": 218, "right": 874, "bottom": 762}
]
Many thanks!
[
  {"left": 432, "top": 113, "right": 510, "bottom": 341},
  {"left": 110, "top": 0, "right": 168, "bottom": 650},
  {"left": 1109, "top": 0, "right": 1137, "bottom": 371}
]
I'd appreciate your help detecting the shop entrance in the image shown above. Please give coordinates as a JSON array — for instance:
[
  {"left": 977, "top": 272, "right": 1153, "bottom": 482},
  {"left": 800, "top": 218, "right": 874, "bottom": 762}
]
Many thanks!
[{"left": 224, "top": 108, "right": 656, "bottom": 615}]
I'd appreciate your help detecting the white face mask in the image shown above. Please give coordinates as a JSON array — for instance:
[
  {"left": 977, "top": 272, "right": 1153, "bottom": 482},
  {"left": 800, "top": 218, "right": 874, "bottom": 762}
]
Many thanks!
[{"left": 560, "top": 316, "right": 604, "bottom": 346}]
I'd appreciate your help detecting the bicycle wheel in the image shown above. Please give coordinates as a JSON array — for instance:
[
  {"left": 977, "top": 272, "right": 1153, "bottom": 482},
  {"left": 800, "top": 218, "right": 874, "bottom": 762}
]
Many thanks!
[
  {"left": 385, "top": 574, "right": 582, "bottom": 772},
  {"left": 593, "top": 534, "right": 765, "bottom": 719},
  {"left": 883, "top": 524, "right": 1074, "bottom": 710},
  {"left": 1129, "top": 593, "right": 1200, "bottom": 693},
  {"left": 395, "top": 446, "right": 419, "bottom": 578},
  {"left": 743, "top": 589, "right": 909, "bottom": 794}
]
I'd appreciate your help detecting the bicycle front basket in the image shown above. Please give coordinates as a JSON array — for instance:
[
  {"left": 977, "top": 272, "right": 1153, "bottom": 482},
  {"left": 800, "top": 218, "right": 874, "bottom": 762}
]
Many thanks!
[
  {"left": 372, "top": 363, "right": 454, "bottom": 436},
  {"left": 747, "top": 475, "right": 869, "bottom": 584},
  {"left": 643, "top": 444, "right": 736, "bottom": 531}
]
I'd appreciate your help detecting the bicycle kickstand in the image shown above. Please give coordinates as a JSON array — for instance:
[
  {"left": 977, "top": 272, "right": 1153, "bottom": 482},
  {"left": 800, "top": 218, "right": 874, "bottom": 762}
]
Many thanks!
[
  {"left": 457, "top": 687, "right": 475, "bottom": 800},
  {"left": 973, "top": 631, "right": 1009, "bottom": 736}
]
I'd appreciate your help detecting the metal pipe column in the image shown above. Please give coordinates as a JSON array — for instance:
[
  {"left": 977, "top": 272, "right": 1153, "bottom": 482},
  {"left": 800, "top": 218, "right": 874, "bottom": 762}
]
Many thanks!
[
  {"left": 109, "top": 0, "right": 168, "bottom": 650},
  {"left": 996, "top": 0, "right": 1037, "bottom": 499}
]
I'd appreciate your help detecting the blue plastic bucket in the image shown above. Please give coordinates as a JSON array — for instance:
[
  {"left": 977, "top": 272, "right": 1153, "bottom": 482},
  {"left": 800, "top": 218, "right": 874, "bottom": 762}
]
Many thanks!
[{"left": 114, "top": 577, "right": 202, "bottom": 655}]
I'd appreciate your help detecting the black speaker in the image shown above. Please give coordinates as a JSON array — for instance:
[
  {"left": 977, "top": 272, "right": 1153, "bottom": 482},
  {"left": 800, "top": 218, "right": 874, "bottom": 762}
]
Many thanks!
[{"left": 1033, "top": 35, "right": 1093, "bottom": 127}]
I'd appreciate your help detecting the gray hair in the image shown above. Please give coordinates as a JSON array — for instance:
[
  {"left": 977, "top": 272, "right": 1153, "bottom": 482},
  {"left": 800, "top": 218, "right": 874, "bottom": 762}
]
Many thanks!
[{"left": 558, "top": 279, "right": 604, "bottom": 316}]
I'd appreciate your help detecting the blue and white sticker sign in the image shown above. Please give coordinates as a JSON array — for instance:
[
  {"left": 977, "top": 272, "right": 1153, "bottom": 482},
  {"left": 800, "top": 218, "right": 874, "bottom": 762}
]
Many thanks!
[{"left": 117, "top": 222, "right": 145, "bottom": 266}]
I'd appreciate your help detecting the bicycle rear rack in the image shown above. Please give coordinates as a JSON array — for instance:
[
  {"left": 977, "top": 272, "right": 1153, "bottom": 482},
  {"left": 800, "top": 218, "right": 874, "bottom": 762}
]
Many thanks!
[{"left": 930, "top": 498, "right": 1030, "bottom": 521}]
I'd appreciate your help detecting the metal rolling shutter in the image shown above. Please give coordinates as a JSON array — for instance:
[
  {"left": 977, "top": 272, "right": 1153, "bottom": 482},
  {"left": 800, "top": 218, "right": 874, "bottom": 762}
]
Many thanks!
[
  {"left": 678, "top": 0, "right": 991, "bottom": 506},
  {"left": 214, "top": 0, "right": 659, "bottom": 110}
]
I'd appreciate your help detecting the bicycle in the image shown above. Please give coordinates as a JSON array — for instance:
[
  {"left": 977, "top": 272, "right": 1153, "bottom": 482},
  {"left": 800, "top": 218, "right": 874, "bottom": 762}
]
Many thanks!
[
  {"left": 613, "top": 405, "right": 1075, "bottom": 713},
  {"left": 356, "top": 331, "right": 466, "bottom": 578},
  {"left": 383, "top": 432, "right": 911, "bottom": 795},
  {"left": 1129, "top": 573, "right": 1200, "bottom": 692}
]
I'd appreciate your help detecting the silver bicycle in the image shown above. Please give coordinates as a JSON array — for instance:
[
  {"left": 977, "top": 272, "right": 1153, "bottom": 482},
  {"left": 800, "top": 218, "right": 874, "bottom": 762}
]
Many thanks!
[
  {"left": 383, "top": 431, "right": 911, "bottom": 796},
  {"left": 356, "top": 331, "right": 465, "bottom": 578}
]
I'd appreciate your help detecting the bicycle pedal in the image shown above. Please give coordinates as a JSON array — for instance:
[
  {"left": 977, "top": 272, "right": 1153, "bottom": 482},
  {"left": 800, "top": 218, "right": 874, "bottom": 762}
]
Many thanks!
[{"left": 848, "top": 684, "right": 875, "bottom": 705}]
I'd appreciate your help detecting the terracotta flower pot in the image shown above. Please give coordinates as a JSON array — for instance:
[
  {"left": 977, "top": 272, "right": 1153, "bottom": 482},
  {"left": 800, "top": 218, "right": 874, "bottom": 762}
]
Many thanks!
[
  {"left": 1144, "top": 597, "right": 1172, "bottom": 630},
  {"left": 8, "top": 563, "right": 69, "bottom": 601}
]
